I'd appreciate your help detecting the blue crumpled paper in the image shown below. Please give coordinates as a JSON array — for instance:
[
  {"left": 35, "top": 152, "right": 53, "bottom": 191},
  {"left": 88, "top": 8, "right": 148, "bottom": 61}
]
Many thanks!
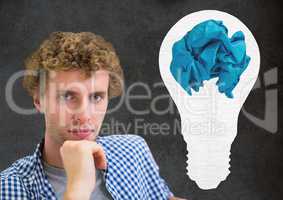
[{"left": 170, "top": 19, "right": 250, "bottom": 98}]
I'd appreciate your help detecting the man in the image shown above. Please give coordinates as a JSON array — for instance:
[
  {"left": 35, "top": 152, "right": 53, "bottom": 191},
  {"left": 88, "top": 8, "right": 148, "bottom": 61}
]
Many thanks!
[{"left": 0, "top": 32, "right": 185, "bottom": 199}]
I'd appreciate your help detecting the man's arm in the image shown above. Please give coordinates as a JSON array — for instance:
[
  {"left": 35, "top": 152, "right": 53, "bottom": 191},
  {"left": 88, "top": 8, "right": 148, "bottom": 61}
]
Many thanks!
[{"left": 60, "top": 140, "right": 107, "bottom": 200}]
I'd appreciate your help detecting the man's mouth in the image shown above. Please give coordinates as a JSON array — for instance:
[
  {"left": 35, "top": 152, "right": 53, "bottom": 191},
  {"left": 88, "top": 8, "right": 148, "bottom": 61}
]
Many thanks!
[{"left": 68, "top": 128, "right": 95, "bottom": 139}]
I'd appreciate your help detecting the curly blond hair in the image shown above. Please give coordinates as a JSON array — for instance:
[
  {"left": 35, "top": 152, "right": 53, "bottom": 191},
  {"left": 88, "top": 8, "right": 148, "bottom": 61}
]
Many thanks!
[{"left": 23, "top": 31, "right": 124, "bottom": 99}]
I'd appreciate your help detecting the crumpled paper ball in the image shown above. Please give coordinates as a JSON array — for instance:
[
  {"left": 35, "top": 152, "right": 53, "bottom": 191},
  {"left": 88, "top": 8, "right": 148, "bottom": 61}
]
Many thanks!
[{"left": 170, "top": 19, "right": 250, "bottom": 98}]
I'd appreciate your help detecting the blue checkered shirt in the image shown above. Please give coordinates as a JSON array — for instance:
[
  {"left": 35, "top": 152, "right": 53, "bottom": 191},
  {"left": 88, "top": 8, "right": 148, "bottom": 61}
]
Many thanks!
[{"left": 1, "top": 134, "right": 173, "bottom": 199}]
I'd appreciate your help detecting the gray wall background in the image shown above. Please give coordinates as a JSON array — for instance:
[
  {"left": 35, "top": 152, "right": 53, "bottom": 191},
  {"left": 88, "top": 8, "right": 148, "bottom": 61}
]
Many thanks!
[{"left": 0, "top": 0, "right": 282, "bottom": 199}]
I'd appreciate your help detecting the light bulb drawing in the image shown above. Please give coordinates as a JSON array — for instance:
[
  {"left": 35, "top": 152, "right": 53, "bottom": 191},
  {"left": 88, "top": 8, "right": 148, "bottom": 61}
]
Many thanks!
[{"left": 159, "top": 10, "right": 260, "bottom": 189}]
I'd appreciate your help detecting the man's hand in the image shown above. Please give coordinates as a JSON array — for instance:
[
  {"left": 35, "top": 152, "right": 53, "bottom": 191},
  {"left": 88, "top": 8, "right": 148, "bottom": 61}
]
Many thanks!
[{"left": 60, "top": 140, "right": 107, "bottom": 200}]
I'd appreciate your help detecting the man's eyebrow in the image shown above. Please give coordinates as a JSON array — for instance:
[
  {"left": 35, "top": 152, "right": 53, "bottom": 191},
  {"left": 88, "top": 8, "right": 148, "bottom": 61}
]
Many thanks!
[
  {"left": 57, "top": 90, "right": 107, "bottom": 95},
  {"left": 89, "top": 91, "right": 107, "bottom": 96},
  {"left": 57, "top": 90, "right": 78, "bottom": 95}
]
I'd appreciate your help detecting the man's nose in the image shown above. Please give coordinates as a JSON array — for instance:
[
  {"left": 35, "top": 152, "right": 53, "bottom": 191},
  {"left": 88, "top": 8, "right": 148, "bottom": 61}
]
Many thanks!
[{"left": 75, "top": 97, "right": 93, "bottom": 124}]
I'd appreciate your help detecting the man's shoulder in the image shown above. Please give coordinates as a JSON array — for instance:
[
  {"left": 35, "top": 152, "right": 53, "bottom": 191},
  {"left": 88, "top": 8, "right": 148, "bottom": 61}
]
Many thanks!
[
  {"left": 97, "top": 134, "right": 152, "bottom": 162},
  {"left": 0, "top": 156, "right": 34, "bottom": 199},
  {"left": 0, "top": 155, "right": 34, "bottom": 181},
  {"left": 97, "top": 134, "right": 148, "bottom": 151},
  {"left": 98, "top": 134, "right": 146, "bottom": 142},
  {"left": 96, "top": 134, "right": 172, "bottom": 199}
]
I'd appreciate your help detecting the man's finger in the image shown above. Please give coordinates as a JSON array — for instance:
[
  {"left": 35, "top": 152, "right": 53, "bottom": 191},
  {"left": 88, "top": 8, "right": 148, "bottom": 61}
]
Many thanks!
[{"left": 84, "top": 141, "right": 107, "bottom": 170}]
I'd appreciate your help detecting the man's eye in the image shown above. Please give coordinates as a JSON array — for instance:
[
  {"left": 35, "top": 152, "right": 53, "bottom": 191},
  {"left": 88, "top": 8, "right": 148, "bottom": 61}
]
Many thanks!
[
  {"left": 60, "top": 93, "right": 75, "bottom": 101},
  {"left": 90, "top": 94, "right": 103, "bottom": 103}
]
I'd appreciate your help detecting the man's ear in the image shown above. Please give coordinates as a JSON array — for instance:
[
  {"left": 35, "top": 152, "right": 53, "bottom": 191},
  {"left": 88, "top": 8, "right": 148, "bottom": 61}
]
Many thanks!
[{"left": 33, "top": 89, "right": 44, "bottom": 114}]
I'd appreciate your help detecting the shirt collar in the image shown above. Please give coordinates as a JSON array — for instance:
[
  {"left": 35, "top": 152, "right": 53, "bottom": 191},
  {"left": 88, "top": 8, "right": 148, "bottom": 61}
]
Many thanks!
[{"left": 30, "top": 138, "right": 57, "bottom": 198}]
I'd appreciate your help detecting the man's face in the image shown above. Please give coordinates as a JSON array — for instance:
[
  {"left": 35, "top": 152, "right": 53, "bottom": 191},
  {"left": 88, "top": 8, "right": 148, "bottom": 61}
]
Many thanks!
[{"left": 34, "top": 69, "right": 109, "bottom": 144}]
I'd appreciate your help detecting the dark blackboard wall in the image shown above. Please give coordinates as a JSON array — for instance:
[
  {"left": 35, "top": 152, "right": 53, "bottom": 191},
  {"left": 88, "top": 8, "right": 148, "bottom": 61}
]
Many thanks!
[{"left": 0, "top": 0, "right": 282, "bottom": 199}]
